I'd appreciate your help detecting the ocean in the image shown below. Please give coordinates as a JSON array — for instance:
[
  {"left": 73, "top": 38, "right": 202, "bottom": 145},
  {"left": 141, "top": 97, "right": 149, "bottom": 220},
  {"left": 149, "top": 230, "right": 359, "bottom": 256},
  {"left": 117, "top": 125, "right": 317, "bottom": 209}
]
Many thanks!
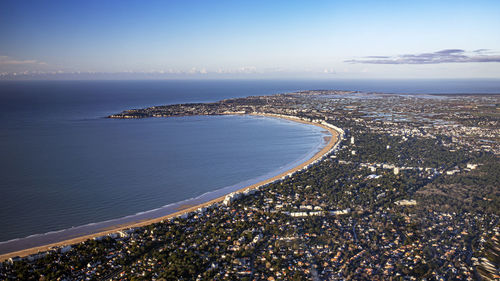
[{"left": 0, "top": 79, "right": 499, "bottom": 254}]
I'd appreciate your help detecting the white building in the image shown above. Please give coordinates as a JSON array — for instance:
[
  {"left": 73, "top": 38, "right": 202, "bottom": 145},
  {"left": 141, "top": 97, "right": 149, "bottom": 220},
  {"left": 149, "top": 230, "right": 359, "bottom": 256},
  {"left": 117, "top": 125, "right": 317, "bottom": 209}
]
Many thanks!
[{"left": 394, "top": 199, "right": 417, "bottom": 206}]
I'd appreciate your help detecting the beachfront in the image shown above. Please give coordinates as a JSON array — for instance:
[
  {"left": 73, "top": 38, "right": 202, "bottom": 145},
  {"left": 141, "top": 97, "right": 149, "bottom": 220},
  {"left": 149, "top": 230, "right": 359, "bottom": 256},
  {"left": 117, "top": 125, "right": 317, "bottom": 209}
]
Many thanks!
[{"left": 0, "top": 114, "right": 342, "bottom": 261}]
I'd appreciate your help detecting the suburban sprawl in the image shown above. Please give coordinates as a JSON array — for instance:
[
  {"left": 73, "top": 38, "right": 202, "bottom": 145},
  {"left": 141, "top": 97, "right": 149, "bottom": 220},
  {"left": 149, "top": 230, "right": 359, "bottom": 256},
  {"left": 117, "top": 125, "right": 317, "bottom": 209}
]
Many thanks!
[{"left": 1, "top": 90, "right": 499, "bottom": 280}]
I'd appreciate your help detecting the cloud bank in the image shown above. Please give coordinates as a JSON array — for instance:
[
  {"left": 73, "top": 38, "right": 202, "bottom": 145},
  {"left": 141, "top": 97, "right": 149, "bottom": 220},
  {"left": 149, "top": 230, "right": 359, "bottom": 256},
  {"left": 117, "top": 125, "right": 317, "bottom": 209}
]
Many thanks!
[
  {"left": 346, "top": 49, "right": 500, "bottom": 64},
  {"left": 0, "top": 56, "right": 46, "bottom": 65}
]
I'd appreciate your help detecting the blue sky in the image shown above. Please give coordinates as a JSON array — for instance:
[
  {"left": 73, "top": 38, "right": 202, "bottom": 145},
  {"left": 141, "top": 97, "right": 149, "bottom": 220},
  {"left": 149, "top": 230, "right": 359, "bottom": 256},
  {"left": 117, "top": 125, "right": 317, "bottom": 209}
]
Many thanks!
[{"left": 1, "top": 0, "right": 499, "bottom": 79}]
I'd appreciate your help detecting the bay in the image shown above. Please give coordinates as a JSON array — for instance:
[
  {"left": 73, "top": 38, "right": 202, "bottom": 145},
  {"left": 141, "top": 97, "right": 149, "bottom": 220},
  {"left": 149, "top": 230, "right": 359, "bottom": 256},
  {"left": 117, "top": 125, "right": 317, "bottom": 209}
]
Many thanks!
[
  {"left": 0, "top": 80, "right": 328, "bottom": 245},
  {"left": 0, "top": 79, "right": 498, "bottom": 251}
]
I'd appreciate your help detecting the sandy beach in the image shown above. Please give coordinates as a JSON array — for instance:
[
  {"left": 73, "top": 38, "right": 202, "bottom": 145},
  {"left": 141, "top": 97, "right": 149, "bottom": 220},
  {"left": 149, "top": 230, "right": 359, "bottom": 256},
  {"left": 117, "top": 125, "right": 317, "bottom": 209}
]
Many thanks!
[{"left": 0, "top": 114, "right": 340, "bottom": 262}]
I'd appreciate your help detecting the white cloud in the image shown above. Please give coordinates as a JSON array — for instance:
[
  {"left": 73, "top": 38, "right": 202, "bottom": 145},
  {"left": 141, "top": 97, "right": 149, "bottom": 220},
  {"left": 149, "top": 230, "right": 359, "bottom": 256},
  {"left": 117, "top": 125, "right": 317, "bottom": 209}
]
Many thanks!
[
  {"left": 0, "top": 55, "right": 46, "bottom": 65},
  {"left": 187, "top": 67, "right": 208, "bottom": 74}
]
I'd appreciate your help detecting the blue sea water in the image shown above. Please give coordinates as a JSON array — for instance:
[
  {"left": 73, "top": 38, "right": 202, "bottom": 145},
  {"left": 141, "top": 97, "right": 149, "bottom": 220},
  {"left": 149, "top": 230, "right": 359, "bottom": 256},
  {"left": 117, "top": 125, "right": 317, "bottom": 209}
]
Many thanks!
[{"left": 0, "top": 79, "right": 499, "bottom": 253}]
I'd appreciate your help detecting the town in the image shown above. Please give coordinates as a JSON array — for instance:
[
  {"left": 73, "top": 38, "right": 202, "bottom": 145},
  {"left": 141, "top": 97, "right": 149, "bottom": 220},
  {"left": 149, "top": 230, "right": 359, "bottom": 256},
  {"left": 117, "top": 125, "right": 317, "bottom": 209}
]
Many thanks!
[{"left": 1, "top": 90, "right": 499, "bottom": 280}]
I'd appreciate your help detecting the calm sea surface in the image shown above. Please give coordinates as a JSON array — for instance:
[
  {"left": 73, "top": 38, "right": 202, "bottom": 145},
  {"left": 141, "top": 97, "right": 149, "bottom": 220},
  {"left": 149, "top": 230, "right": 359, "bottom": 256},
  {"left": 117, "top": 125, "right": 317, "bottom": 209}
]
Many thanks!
[{"left": 0, "top": 79, "right": 499, "bottom": 252}]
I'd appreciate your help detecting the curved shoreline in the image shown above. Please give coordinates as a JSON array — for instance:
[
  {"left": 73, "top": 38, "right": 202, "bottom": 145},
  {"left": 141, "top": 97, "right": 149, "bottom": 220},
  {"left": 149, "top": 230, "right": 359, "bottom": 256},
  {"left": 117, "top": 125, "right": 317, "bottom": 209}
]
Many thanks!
[{"left": 0, "top": 114, "right": 341, "bottom": 262}]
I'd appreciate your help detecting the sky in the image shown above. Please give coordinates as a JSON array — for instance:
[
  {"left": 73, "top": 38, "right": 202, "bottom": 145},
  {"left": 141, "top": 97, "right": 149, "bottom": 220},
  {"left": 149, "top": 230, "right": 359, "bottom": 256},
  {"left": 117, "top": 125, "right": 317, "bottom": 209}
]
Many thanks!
[{"left": 1, "top": 0, "right": 500, "bottom": 79}]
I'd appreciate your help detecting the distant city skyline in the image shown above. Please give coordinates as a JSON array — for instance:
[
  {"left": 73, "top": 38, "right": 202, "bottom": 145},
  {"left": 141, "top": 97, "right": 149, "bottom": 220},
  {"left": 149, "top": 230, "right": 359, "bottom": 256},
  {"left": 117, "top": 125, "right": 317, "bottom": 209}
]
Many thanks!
[{"left": 1, "top": 0, "right": 500, "bottom": 79}]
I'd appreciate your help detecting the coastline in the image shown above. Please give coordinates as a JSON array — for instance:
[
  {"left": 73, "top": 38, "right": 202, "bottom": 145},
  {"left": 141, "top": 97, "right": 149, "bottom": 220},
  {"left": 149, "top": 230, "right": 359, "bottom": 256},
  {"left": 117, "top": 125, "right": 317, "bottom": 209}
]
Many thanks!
[{"left": 0, "top": 114, "right": 341, "bottom": 262}]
